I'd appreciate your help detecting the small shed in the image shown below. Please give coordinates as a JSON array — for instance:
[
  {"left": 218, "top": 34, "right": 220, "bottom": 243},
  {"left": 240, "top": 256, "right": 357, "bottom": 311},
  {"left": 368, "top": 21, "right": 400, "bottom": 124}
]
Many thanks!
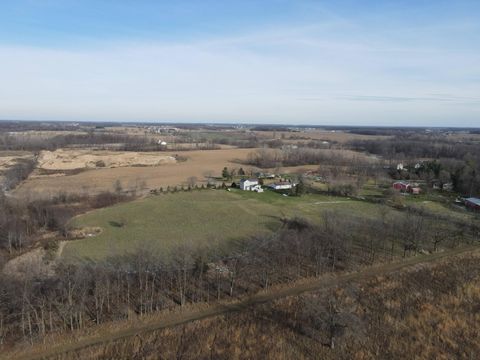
[{"left": 410, "top": 187, "right": 421, "bottom": 195}]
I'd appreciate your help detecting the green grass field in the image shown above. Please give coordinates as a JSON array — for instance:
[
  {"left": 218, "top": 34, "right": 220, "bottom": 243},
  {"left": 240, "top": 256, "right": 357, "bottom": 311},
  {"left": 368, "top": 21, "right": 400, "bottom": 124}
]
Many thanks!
[
  {"left": 63, "top": 187, "right": 477, "bottom": 261},
  {"left": 63, "top": 189, "right": 376, "bottom": 261}
]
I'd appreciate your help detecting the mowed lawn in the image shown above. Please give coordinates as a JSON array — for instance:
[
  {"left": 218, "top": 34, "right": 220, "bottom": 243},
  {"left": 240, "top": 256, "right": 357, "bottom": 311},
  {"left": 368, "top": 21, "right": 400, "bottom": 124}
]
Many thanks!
[{"left": 63, "top": 189, "right": 375, "bottom": 261}]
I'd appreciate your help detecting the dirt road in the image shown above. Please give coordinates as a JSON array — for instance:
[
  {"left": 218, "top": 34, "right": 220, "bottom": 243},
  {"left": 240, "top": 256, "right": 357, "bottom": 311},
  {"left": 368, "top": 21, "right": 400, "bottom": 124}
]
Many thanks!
[{"left": 8, "top": 245, "right": 478, "bottom": 360}]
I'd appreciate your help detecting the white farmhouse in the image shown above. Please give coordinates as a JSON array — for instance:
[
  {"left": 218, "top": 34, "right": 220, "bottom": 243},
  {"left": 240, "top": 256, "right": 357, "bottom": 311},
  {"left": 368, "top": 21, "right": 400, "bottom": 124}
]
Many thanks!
[{"left": 239, "top": 178, "right": 259, "bottom": 191}]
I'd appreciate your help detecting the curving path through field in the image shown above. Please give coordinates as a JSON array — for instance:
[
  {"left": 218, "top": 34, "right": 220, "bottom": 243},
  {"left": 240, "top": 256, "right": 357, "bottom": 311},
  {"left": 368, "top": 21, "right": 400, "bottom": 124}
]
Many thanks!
[{"left": 8, "top": 245, "right": 479, "bottom": 360}]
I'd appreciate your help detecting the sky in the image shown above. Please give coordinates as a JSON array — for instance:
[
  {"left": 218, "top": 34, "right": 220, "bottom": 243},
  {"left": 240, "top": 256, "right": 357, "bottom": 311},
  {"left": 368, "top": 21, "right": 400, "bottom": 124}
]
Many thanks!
[{"left": 0, "top": 0, "right": 479, "bottom": 126}]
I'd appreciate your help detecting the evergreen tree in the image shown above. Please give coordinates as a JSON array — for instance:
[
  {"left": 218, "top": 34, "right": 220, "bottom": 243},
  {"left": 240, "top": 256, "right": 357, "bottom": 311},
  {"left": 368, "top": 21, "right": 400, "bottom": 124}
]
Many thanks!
[
  {"left": 222, "top": 167, "right": 229, "bottom": 179},
  {"left": 295, "top": 178, "right": 306, "bottom": 196}
]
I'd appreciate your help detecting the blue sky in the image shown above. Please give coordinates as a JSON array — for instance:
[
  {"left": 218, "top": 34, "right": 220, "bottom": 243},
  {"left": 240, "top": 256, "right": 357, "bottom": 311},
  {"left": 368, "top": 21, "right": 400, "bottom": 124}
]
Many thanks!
[{"left": 0, "top": 0, "right": 479, "bottom": 126}]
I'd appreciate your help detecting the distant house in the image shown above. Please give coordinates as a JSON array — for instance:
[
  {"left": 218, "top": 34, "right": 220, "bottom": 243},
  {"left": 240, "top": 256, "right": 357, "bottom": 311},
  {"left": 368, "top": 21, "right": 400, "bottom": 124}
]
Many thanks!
[
  {"left": 269, "top": 182, "right": 294, "bottom": 190},
  {"left": 255, "top": 172, "right": 275, "bottom": 179},
  {"left": 465, "top": 197, "right": 480, "bottom": 211},
  {"left": 239, "top": 179, "right": 260, "bottom": 191},
  {"left": 442, "top": 183, "right": 454, "bottom": 191},
  {"left": 393, "top": 181, "right": 411, "bottom": 192}
]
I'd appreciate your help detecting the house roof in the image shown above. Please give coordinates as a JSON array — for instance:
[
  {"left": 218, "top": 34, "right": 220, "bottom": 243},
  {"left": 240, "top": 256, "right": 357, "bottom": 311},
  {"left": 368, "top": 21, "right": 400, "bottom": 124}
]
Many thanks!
[
  {"left": 466, "top": 197, "right": 480, "bottom": 206},
  {"left": 240, "top": 178, "right": 258, "bottom": 183},
  {"left": 393, "top": 181, "right": 410, "bottom": 185}
]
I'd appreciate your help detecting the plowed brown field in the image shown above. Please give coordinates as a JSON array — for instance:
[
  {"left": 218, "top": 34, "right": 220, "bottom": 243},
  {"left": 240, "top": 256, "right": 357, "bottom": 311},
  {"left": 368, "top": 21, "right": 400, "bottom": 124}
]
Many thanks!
[{"left": 14, "top": 148, "right": 254, "bottom": 199}]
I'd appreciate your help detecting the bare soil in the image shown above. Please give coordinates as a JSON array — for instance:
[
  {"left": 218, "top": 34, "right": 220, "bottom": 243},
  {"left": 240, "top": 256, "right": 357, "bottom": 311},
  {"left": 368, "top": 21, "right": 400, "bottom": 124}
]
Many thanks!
[
  {"left": 0, "top": 152, "right": 34, "bottom": 171},
  {"left": 14, "top": 148, "right": 254, "bottom": 199},
  {"left": 36, "top": 149, "right": 176, "bottom": 171}
]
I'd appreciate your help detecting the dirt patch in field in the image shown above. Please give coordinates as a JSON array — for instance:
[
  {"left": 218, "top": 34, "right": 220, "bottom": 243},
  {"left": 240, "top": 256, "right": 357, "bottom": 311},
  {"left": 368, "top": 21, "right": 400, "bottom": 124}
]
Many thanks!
[
  {"left": 67, "top": 227, "right": 103, "bottom": 239},
  {"left": 0, "top": 152, "right": 34, "bottom": 171},
  {"left": 37, "top": 149, "right": 177, "bottom": 171}
]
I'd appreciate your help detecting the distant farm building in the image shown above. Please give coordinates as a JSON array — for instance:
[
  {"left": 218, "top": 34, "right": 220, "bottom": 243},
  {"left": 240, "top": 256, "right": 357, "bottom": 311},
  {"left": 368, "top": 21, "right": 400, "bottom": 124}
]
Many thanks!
[
  {"left": 255, "top": 172, "right": 275, "bottom": 179},
  {"left": 269, "top": 182, "right": 294, "bottom": 190},
  {"left": 239, "top": 179, "right": 263, "bottom": 192},
  {"left": 432, "top": 181, "right": 442, "bottom": 190},
  {"left": 393, "top": 181, "right": 411, "bottom": 192},
  {"left": 410, "top": 187, "right": 421, "bottom": 195},
  {"left": 432, "top": 181, "right": 453, "bottom": 191},
  {"left": 465, "top": 197, "right": 480, "bottom": 211},
  {"left": 393, "top": 181, "right": 421, "bottom": 195}
]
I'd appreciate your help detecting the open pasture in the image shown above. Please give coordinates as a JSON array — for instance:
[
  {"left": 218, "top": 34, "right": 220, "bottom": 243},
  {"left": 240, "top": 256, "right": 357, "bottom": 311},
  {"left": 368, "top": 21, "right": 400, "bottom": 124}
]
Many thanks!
[{"left": 63, "top": 189, "right": 372, "bottom": 261}]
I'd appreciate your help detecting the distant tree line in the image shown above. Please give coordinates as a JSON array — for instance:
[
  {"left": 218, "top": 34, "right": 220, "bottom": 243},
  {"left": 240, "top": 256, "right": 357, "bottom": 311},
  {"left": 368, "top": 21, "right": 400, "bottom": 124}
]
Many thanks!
[
  {"left": 349, "top": 135, "right": 480, "bottom": 196},
  {"left": 245, "top": 148, "right": 371, "bottom": 168},
  {"left": 349, "top": 134, "right": 480, "bottom": 161},
  {"left": 0, "top": 132, "right": 167, "bottom": 152}
]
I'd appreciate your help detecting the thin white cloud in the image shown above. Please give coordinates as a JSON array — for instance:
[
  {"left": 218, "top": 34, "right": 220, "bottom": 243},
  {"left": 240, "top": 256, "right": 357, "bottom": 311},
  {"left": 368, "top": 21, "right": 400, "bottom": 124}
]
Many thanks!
[{"left": 0, "top": 22, "right": 479, "bottom": 126}]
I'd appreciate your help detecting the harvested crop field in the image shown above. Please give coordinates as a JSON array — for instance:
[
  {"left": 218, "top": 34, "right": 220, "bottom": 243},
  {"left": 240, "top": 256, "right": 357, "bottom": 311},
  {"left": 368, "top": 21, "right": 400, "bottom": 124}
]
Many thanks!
[
  {"left": 14, "top": 148, "right": 254, "bottom": 199},
  {"left": 252, "top": 130, "right": 392, "bottom": 143},
  {"left": 36, "top": 149, "right": 177, "bottom": 171}
]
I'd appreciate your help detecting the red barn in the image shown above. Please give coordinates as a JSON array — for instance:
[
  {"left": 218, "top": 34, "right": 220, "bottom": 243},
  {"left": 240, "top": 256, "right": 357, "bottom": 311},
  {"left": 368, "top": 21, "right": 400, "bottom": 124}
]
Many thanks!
[{"left": 393, "top": 181, "right": 411, "bottom": 192}]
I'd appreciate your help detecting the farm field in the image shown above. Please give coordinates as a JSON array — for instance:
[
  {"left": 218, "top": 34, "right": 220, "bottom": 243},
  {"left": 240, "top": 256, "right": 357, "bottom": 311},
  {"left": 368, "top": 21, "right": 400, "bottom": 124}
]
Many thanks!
[
  {"left": 252, "top": 129, "right": 392, "bottom": 143},
  {"left": 63, "top": 186, "right": 477, "bottom": 262},
  {"left": 63, "top": 189, "right": 372, "bottom": 261},
  {"left": 13, "top": 148, "right": 254, "bottom": 199},
  {"left": 13, "top": 147, "right": 375, "bottom": 199},
  {"left": 36, "top": 149, "right": 177, "bottom": 171}
]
